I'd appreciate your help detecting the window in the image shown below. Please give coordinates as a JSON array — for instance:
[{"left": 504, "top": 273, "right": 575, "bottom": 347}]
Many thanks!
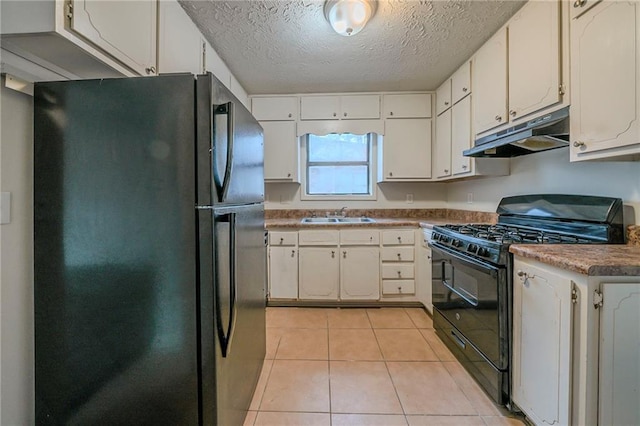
[{"left": 305, "top": 133, "right": 373, "bottom": 197}]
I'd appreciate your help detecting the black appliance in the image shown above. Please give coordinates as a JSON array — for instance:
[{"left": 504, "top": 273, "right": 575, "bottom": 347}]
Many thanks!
[
  {"left": 429, "top": 194, "right": 624, "bottom": 407},
  {"left": 33, "top": 73, "right": 266, "bottom": 425}
]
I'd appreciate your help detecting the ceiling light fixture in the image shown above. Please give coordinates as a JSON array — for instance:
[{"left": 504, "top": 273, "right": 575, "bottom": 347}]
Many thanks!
[{"left": 324, "top": 0, "right": 377, "bottom": 37}]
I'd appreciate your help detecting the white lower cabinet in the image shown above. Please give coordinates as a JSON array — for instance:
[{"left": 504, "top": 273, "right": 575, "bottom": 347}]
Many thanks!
[
  {"left": 340, "top": 247, "right": 380, "bottom": 300},
  {"left": 298, "top": 247, "right": 340, "bottom": 299},
  {"left": 268, "top": 246, "right": 298, "bottom": 299},
  {"left": 417, "top": 229, "right": 433, "bottom": 314},
  {"left": 513, "top": 256, "right": 640, "bottom": 426},
  {"left": 380, "top": 230, "right": 416, "bottom": 298}
]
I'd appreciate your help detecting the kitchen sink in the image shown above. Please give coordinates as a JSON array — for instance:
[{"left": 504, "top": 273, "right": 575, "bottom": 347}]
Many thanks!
[{"left": 300, "top": 217, "right": 376, "bottom": 224}]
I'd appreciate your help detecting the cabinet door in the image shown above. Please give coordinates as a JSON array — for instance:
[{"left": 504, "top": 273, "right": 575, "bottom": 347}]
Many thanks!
[
  {"left": 252, "top": 97, "right": 297, "bottom": 121},
  {"left": 435, "top": 109, "right": 452, "bottom": 179},
  {"left": 473, "top": 28, "right": 508, "bottom": 135},
  {"left": 262, "top": 121, "right": 298, "bottom": 181},
  {"left": 299, "top": 247, "right": 339, "bottom": 299},
  {"left": 451, "top": 96, "right": 472, "bottom": 176},
  {"left": 436, "top": 79, "right": 452, "bottom": 116},
  {"left": 508, "top": 0, "right": 561, "bottom": 121},
  {"left": 451, "top": 61, "right": 471, "bottom": 104},
  {"left": 205, "top": 41, "right": 231, "bottom": 88},
  {"left": 512, "top": 259, "right": 573, "bottom": 426},
  {"left": 340, "top": 247, "right": 380, "bottom": 300},
  {"left": 69, "top": 0, "right": 157, "bottom": 76},
  {"left": 383, "top": 94, "right": 432, "bottom": 118},
  {"left": 383, "top": 119, "right": 432, "bottom": 180},
  {"left": 300, "top": 96, "right": 340, "bottom": 120},
  {"left": 570, "top": 1, "right": 639, "bottom": 159},
  {"left": 599, "top": 282, "right": 640, "bottom": 426},
  {"left": 158, "top": 0, "right": 202, "bottom": 74},
  {"left": 341, "top": 95, "right": 380, "bottom": 119},
  {"left": 269, "top": 246, "right": 298, "bottom": 299}
]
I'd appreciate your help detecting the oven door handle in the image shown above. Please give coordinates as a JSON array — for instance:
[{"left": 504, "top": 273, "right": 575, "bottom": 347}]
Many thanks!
[
  {"left": 431, "top": 242, "right": 500, "bottom": 276},
  {"left": 441, "top": 275, "right": 479, "bottom": 307}
]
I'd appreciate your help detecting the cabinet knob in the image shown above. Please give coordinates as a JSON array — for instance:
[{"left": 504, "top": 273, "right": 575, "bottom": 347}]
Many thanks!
[
  {"left": 397, "top": 236, "right": 402, "bottom": 243},
  {"left": 343, "top": 112, "right": 347, "bottom": 117},
  {"left": 495, "top": 115, "right": 502, "bottom": 122},
  {"left": 389, "top": 111, "right": 394, "bottom": 116},
  {"left": 343, "top": 251, "right": 347, "bottom": 258},
  {"left": 389, "top": 172, "right": 393, "bottom": 177},
  {"left": 280, "top": 237, "right": 284, "bottom": 244},
  {"left": 398, "top": 286, "right": 403, "bottom": 293},
  {"left": 462, "top": 87, "right": 468, "bottom": 92},
  {"left": 573, "top": 0, "right": 586, "bottom": 7},
  {"left": 291, "top": 250, "right": 295, "bottom": 257},
  {"left": 427, "top": 255, "right": 431, "bottom": 260},
  {"left": 462, "top": 165, "right": 468, "bottom": 169},
  {"left": 288, "top": 113, "right": 292, "bottom": 118},
  {"left": 287, "top": 173, "right": 291, "bottom": 177},
  {"left": 444, "top": 101, "right": 449, "bottom": 106},
  {"left": 510, "top": 110, "right": 517, "bottom": 117},
  {"left": 444, "top": 169, "right": 449, "bottom": 173},
  {"left": 331, "top": 251, "right": 335, "bottom": 258},
  {"left": 573, "top": 141, "right": 586, "bottom": 148},
  {"left": 333, "top": 112, "right": 337, "bottom": 117},
  {"left": 145, "top": 66, "right": 156, "bottom": 75},
  {"left": 397, "top": 253, "right": 401, "bottom": 259}
]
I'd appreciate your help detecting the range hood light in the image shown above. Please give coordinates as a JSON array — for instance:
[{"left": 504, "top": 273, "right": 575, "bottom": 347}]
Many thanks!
[{"left": 324, "top": 0, "right": 377, "bottom": 37}]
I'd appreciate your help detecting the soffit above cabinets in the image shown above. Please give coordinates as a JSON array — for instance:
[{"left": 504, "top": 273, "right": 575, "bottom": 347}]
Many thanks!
[{"left": 179, "top": 0, "right": 525, "bottom": 94}]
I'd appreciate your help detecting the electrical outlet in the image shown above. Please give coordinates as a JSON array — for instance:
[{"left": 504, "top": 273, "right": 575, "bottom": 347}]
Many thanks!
[
  {"left": 467, "top": 192, "right": 473, "bottom": 204},
  {"left": 406, "top": 193, "right": 414, "bottom": 204}
]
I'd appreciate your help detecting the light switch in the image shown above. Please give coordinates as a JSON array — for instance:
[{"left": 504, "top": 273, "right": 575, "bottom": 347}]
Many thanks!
[{"left": 1, "top": 192, "right": 11, "bottom": 224}]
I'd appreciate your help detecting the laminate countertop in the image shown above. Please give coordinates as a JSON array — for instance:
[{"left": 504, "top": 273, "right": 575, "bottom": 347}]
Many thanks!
[
  {"left": 265, "top": 218, "right": 466, "bottom": 230},
  {"left": 510, "top": 244, "right": 640, "bottom": 277}
]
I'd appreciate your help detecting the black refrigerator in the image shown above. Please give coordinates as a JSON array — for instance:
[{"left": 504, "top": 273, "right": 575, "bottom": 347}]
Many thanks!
[{"left": 33, "top": 73, "right": 266, "bottom": 425}]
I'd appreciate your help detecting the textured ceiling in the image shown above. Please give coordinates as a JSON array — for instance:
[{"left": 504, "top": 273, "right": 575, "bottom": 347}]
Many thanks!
[{"left": 180, "top": 0, "right": 525, "bottom": 94}]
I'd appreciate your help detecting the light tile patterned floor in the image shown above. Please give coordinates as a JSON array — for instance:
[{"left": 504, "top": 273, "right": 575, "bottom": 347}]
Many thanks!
[{"left": 246, "top": 307, "right": 525, "bottom": 426}]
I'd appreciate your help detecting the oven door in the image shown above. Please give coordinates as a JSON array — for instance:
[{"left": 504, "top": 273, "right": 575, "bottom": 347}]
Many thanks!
[{"left": 430, "top": 243, "right": 508, "bottom": 370}]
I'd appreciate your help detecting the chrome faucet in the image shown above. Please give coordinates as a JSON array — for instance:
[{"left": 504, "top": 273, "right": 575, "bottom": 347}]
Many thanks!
[{"left": 338, "top": 206, "right": 348, "bottom": 217}]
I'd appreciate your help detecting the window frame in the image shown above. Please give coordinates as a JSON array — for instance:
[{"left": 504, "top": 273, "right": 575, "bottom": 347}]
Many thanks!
[{"left": 300, "top": 132, "right": 377, "bottom": 201}]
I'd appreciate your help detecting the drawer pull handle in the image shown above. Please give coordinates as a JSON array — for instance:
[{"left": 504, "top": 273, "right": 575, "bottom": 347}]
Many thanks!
[
  {"left": 291, "top": 250, "right": 295, "bottom": 257},
  {"left": 280, "top": 237, "right": 284, "bottom": 244},
  {"left": 397, "top": 253, "right": 401, "bottom": 259},
  {"left": 398, "top": 286, "right": 403, "bottom": 293},
  {"left": 397, "top": 271, "right": 402, "bottom": 278},
  {"left": 331, "top": 251, "right": 335, "bottom": 258},
  {"left": 343, "top": 251, "right": 347, "bottom": 258},
  {"left": 397, "top": 237, "right": 402, "bottom": 243}
]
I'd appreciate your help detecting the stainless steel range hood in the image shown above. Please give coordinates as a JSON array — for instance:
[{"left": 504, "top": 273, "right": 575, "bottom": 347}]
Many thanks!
[{"left": 463, "top": 107, "right": 569, "bottom": 158}]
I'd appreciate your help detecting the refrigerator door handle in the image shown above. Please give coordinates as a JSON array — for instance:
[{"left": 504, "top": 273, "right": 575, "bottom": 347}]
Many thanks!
[
  {"left": 213, "top": 102, "right": 235, "bottom": 203},
  {"left": 214, "top": 212, "right": 237, "bottom": 358}
]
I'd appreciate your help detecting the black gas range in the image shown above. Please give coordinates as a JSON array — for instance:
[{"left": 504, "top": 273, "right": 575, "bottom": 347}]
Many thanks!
[{"left": 428, "top": 194, "right": 624, "bottom": 408}]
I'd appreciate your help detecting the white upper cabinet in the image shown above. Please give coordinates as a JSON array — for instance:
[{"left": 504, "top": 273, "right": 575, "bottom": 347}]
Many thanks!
[
  {"left": 300, "top": 95, "right": 380, "bottom": 120},
  {"left": 508, "top": 0, "right": 561, "bottom": 121},
  {"left": 382, "top": 118, "right": 432, "bottom": 180},
  {"left": 451, "top": 61, "right": 471, "bottom": 104},
  {"left": 158, "top": 0, "right": 202, "bottom": 74},
  {"left": 383, "top": 94, "right": 432, "bottom": 118},
  {"left": 435, "top": 109, "right": 452, "bottom": 178},
  {"left": 570, "top": 1, "right": 640, "bottom": 161},
  {"left": 473, "top": 28, "right": 508, "bottom": 135},
  {"left": 261, "top": 121, "right": 298, "bottom": 182},
  {"left": 69, "top": 0, "right": 157, "bottom": 76},
  {"left": 435, "top": 80, "right": 452, "bottom": 116},
  {"left": 252, "top": 97, "right": 298, "bottom": 121},
  {"left": 451, "top": 96, "right": 472, "bottom": 175}
]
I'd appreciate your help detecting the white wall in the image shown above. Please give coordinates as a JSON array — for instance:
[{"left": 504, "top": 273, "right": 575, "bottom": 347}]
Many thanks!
[
  {"left": 0, "top": 84, "right": 34, "bottom": 425},
  {"left": 447, "top": 148, "right": 640, "bottom": 224}
]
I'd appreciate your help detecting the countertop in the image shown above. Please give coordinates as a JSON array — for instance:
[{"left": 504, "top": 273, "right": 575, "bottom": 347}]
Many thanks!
[
  {"left": 510, "top": 244, "right": 640, "bottom": 277},
  {"left": 265, "top": 217, "right": 466, "bottom": 230}
]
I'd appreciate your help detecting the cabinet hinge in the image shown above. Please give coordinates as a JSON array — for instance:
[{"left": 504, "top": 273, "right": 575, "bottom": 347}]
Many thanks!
[
  {"left": 593, "top": 289, "right": 603, "bottom": 309},
  {"left": 559, "top": 84, "right": 566, "bottom": 96},
  {"left": 66, "top": 2, "right": 73, "bottom": 20},
  {"left": 571, "top": 281, "right": 578, "bottom": 304}
]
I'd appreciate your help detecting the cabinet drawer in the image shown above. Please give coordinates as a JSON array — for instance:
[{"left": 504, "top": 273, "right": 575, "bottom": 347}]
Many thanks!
[
  {"left": 269, "top": 231, "right": 297, "bottom": 246},
  {"left": 451, "top": 61, "right": 471, "bottom": 104},
  {"left": 381, "top": 247, "right": 414, "bottom": 262},
  {"left": 382, "top": 280, "right": 415, "bottom": 295},
  {"left": 298, "top": 230, "right": 339, "bottom": 245},
  {"left": 383, "top": 94, "right": 432, "bottom": 118},
  {"left": 382, "top": 264, "right": 415, "bottom": 279},
  {"left": 382, "top": 230, "right": 415, "bottom": 245},
  {"left": 340, "top": 229, "right": 380, "bottom": 245},
  {"left": 251, "top": 96, "right": 297, "bottom": 121}
]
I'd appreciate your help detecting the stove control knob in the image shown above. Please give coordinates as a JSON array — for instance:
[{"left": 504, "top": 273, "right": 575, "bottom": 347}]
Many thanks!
[
  {"left": 477, "top": 248, "right": 489, "bottom": 257},
  {"left": 467, "top": 244, "right": 478, "bottom": 254},
  {"left": 452, "top": 239, "right": 461, "bottom": 247}
]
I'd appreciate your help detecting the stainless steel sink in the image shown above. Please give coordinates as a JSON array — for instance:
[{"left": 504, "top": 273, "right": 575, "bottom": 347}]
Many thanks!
[{"left": 300, "top": 217, "right": 375, "bottom": 224}]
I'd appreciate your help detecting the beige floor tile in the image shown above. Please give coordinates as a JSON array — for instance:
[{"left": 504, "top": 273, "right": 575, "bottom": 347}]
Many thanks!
[
  {"left": 367, "top": 308, "right": 415, "bottom": 329},
  {"left": 265, "top": 328, "right": 284, "bottom": 359},
  {"left": 276, "top": 328, "right": 328, "bottom": 360},
  {"left": 375, "top": 329, "right": 439, "bottom": 361},
  {"left": 443, "top": 362, "right": 502, "bottom": 416},
  {"left": 254, "top": 411, "right": 331, "bottom": 426},
  {"left": 249, "top": 359, "right": 274, "bottom": 411},
  {"left": 243, "top": 410, "right": 257, "bottom": 426},
  {"left": 332, "top": 413, "right": 408, "bottom": 425},
  {"left": 329, "top": 329, "right": 383, "bottom": 361},
  {"left": 387, "top": 362, "right": 477, "bottom": 415},
  {"left": 481, "top": 416, "right": 527, "bottom": 425},
  {"left": 266, "top": 307, "right": 328, "bottom": 328},
  {"left": 260, "top": 360, "right": 330, "bottom": 412},
  {"left": 405, "top": 308, "right": 434, "bottom": 329},
  {"left": 327, "top": 308, "right": 372, "bottom": 329},
  {"left": 419, "top": 329, "right": 457, "bottom": 362},
  {"left": 329, "top": 361, "right": 403, "bottom": 414},
  {"left": 406, "top": 415, "right": 486, "bottom": 425}
]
